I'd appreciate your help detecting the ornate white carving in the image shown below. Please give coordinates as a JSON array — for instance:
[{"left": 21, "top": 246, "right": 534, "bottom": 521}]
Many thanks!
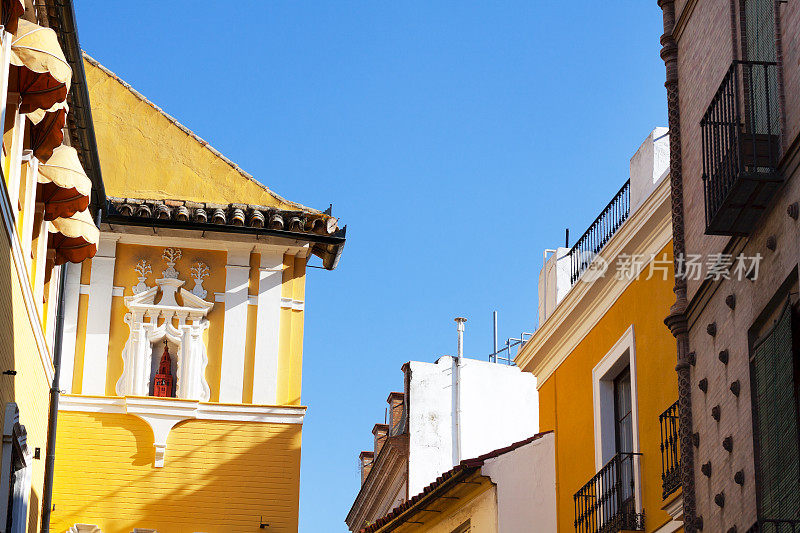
[
  {"left": 189, "top": 261, "right": 210, "bottom": 299},
  {"left": 116, "top": 276, "right": 214, "bottom": 408},
  {"left": 132, "top": 260, "right": 151, "bottom": 294},
  {"left": 161, "top": 247, "right": 182, "bottom": 279}
]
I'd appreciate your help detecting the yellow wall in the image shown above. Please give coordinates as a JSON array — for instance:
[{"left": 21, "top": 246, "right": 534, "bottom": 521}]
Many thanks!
[
  {"left": 389, "top": 476, "right": 497, "bottom": 533},
  {"left": 51, "top": 413, "right": 302, "bottom": 533},
  {"left": 536, "top": 243, "right": 679, "bottom": 533},
  {"left": 0, "top": 228, "right": 53, "bottom": 533},
  {"left": 83, "top": 57, "right": 307, "bottom": 211},
  {"left": 278, "top": 254, "right": 306, "bottom": 406}
]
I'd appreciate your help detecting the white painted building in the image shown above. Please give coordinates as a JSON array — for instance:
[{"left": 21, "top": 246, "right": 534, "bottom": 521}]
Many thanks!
[
  {"left": 405, "top": 355, "right": 539, "bottom": 495},
  {"left": 346, "top": 354, "right": 539, "bottom": 532}
]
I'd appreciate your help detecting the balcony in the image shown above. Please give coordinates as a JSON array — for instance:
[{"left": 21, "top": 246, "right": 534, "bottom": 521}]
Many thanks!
[
  {"left": 568, "top": 180, "right": 630, "bottom": 286},
  {"left": 659, "top": 401, "right": 680, "bottom": 499},
  {"left": 702, "top": 60, "right": 782, "bottom": 236},
  {"left": 574, "top": 452, "right": 644, "bottom": 533}
]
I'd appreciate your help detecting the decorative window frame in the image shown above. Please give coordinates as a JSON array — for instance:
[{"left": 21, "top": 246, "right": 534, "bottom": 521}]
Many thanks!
[
  {"left": 591, "top": 325, "right": 643, "bottom": 514},
  {"left": 0, "top": 403, "right": 32, "bottom": 533}
]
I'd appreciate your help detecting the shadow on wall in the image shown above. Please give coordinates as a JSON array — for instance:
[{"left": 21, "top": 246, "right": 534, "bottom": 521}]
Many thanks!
[{"left": 51, "top": 416, "right": 303, "bottom": 533}]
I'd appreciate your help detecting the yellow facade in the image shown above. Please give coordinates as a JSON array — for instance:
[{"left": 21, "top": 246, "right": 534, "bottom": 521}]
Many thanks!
[
  {"left": 516, "top": 174, "right": 682, "bottom": 533},
  {"left": 535, "top": 243, "right": 680, "bottom": 532},
  {"left": 50, "top": 414, "right": 302, "bottom": 533},
  {"left": 46, "top": 53, "right": 336, "bottom": 533},
  {"left": 0, "top": 5, "right": 104, "bottom": 533},
  {"left": 0, "top": 230, "right": 53, "bottom": 532}
]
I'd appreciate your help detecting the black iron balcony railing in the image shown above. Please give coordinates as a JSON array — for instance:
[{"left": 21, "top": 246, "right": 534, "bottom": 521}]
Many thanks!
[
  {"left": 746, "top": 519, "right": 800, "bottom": 533},
  {"left": 659, "top": 401, "right": 680, "bottom": 499},
  {"left": 574, "top": 452, "right": 644, "bottom": 533},
  {"left": 701, "top": 60, "right": 782, "bottom": 236},
  {"left": 568, "top": 180, "right": 630, "bottom": 286}
]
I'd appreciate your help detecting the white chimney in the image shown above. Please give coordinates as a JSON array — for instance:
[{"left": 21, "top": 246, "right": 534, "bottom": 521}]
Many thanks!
[
  {"left": 538, "top": 248, "right": 571, "bottom": 325},
  {"left": 455, "top": 317, "right": 467, "bottom": 357}
]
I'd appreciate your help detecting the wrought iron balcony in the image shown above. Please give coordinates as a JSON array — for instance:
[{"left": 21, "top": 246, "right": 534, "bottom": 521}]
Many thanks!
[
  {"left": 702, "top": 60, "right": 782, "bottom": 236},
  {"left": 568, "top": 180, "right": 630, "bottom": 286},
  {"left": 574, "top": 452, "right": 644, "bottom": 533},
  {"left": 659, "top": 401, "right": 680, "bottom": 499},
  {"left": 746, "top": 519, "right": 800, "bottom": 533}
]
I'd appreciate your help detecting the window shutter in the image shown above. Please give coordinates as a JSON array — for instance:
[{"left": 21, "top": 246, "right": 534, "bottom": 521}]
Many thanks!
[{"left": 752, "top": 305, "right": 800, "bottom": 521}]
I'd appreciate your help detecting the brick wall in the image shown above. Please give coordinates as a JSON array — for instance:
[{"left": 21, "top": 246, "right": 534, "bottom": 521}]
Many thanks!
[
  {"left": 672, "top": 0, "right": 800, "bottom": 529},
  {"left": 676, "top": 0, "right": 735, "bottom": 303}
]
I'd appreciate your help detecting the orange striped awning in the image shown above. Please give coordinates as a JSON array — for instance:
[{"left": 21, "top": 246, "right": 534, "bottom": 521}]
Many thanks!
[
  {"left": 37, "top": 144, "right": 91, "bottom": 221},
  {"left": 28, "top": 101, "right": 66, "bottom": 161},
  {"left": 9, "top": 20, "right": 71, "bottom": 114},
  {"left": 48, "top": 207, "right": 98, "bottom": 265}
]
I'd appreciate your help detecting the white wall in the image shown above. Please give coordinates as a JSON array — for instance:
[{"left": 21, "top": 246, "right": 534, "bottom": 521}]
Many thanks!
[
  {"left": 629, "top": 126, "right": 669, "bottom": 214},
  {"left": 481, "top": 432, "right": 557, "bottom": 533},
  {"left": 406, "top": 356, "right": 539, "bottom": 496},
  {"left": 538, "top": 247, "right": 571, "bottom": 325}
]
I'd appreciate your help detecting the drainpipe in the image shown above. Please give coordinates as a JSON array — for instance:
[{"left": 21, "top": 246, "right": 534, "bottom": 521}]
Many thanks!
[
  {"left": 452, "top": 317, "right": 466, "bottom": 466},
  {"left": 40, "top": 261, "right": 67, "bottom": 532}
]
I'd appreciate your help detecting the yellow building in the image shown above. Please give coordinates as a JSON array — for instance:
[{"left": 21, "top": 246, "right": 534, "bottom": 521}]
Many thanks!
[
  {"left": 0, "top": 1, "right": 103, "bottom": 531},
  {"left": 515, "top": 130, "right": 683, "bottom": 533},
  {"left": 47, "top": 55, "right": 345, "bottom": 533}
]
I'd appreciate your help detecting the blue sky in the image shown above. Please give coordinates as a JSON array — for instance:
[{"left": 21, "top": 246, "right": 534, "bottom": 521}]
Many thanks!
[{"left": 75, "top": 1, "right": 666, "bottom": 530}]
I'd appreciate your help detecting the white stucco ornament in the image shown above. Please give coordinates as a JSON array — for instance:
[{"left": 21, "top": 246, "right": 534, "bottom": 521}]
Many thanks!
[
  {"left": 189, "top": 262, "right": 210, "bottom": 299},
  {"left": 132, "top": 259, "right": 152, "bottom": 294},
  {"left": 116, "top": 274, "right": 215, "bottom": 467},
  {"left": 117, "top": 277, "right": 214, "bottom": 403},
  {"left": 161, "top": 247, "right": 182, "bottom": 279}
]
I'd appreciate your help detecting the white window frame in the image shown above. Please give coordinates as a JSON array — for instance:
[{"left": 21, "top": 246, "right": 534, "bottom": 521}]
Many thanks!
[{"left": 591, "top": 325, "right": 643, "bottom": 515}]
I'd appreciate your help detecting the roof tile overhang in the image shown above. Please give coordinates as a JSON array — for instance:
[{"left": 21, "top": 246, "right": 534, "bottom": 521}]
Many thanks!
[{"left": 106, "top": 197, "right": 346, "bottom": 270}]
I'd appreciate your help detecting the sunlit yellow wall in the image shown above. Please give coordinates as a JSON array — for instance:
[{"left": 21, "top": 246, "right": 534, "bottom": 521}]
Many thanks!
[
  {"left": 0, "top": 230, "right": 52, "bottom": 533},
  {"left": 535, "top": 242, "right": 679, "bottom": 533},
  {"left": 83, "top": 57, "right": 303, "bottom": 210},
  {"left": 389, "top": 476, "right": 497, "bottom": 533},
  {"left": 50, "top": 413, "right": 302, "bottom": 533}
]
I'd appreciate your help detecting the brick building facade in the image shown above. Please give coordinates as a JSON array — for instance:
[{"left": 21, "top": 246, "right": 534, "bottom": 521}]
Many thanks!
[{"left": 658, "top": 0, "right": 800, "bottom": 531}]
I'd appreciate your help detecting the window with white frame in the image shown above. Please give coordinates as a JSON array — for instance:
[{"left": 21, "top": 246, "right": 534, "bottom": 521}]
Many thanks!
[{"left": 589, "top": 326, "right": 644, "bottom": 530}]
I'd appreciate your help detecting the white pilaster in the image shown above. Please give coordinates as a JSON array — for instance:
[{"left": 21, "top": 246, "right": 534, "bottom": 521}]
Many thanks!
[
  {"left": 19, "top": 155, "right": 38, "bottom": 266},
  {"left": 32, "top": 203, "right": 47, "bottom": 311},
  {"left": 81, "top": 236, "right": 118, "bottom": 395},
  {"left": 45, "top": 260, "right": 60, "bottom": 349},
  {"left": 5, "top": 96, "right": 24, "bottom": 218},
  {"left": 0, "top": 33, "right": 11, "bottom": 175},
  {"left": 218, "top": 248, "right": 251, "bottom": 403},
  {"left": 251, "top": 250, "right": 283, "bottom": 405},
  {"left": 59, "top": 261, "right": 81, "bottom": 393}
]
